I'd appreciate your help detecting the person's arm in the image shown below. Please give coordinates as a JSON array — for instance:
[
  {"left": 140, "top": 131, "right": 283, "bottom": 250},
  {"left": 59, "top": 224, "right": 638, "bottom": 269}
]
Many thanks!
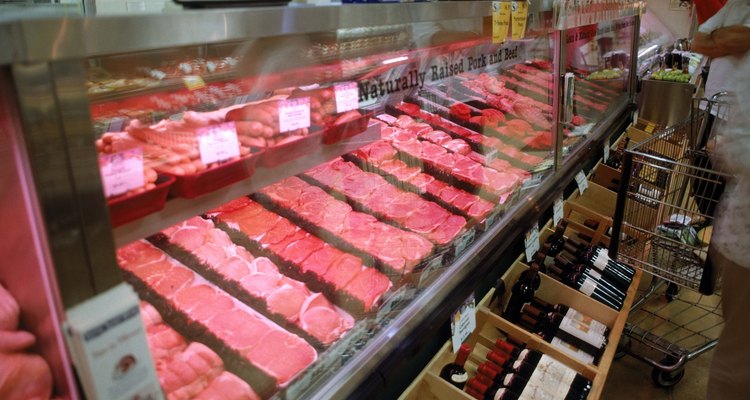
[{"left": 693, "top": 25, "right": 750, "bottom": 58}]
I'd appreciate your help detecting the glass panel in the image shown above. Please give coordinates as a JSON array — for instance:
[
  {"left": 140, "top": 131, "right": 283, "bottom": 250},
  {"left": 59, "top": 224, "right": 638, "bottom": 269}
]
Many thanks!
[
  {"left": 563, "top": 16, "right": 635, "bottom": 155},
  {"left": 86, "top": 11, "right": 566, "bottom": 399}
]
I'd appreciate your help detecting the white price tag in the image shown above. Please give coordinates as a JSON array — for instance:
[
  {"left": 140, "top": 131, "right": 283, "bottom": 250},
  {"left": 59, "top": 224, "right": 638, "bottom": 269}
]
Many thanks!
[
  {"left": 375, "top": 113, "right": 398, "bottom": 125},
  {"left": 454, "top": 229, "right": 476, "bottom": 256},
  {"left": 334, "top": 82, "right": 359, "bottom": 113},
  {"left": 553, "top": 195, "right": 565, "bottom": 227},
  {"left": 279, "top": 98, "right": 311, "bottom": 133},
  {"left": 575, "top": 170, "right": 589, "bottom": 193},
  {"left": 99, "top": 148, "right": 145, "bottom": 198},
  {"left": 603, "top": 143, "right": 610, "bottom": 162},
  {"left": 197, "top": 122, "right": 241, "bottom": 165},
  {"left": 451, "top": 294, "right": 476, "bottom": 353},
  {"left": 524, "top": 224, "right": 540, "bottom": 263}
]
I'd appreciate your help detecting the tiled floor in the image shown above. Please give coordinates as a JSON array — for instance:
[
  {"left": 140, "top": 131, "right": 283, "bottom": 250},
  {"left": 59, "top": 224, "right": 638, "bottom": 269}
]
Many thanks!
[{"left": 602, "top": 273, "right": 722, "bottom": 399}]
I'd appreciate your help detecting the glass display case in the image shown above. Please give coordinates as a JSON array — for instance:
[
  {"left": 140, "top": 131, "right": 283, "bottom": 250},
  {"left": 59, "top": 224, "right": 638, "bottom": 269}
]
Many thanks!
[{"left": 0, "top": 3, "right": 639, "bottom": 399}]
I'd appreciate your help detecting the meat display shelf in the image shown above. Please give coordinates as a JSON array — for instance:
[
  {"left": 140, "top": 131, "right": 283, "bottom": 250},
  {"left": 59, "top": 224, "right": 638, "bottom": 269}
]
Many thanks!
[
  {"left": 113, "top": 121, "right": 380, "bottom": 247},
  {"left": 0, "top": 4, "right": 639, "bottom": 399}
]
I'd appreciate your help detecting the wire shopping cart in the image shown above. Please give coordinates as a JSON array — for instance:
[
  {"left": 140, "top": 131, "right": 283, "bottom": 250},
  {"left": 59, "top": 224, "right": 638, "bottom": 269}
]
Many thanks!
[{"left": 608, "top": 95, "right": 731, "bottom": 387}]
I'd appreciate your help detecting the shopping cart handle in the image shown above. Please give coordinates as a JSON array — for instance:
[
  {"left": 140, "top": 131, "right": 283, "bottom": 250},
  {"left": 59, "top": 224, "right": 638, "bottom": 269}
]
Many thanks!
[{"left": 644, "top": 353, "right": 689, "bottom": 372}]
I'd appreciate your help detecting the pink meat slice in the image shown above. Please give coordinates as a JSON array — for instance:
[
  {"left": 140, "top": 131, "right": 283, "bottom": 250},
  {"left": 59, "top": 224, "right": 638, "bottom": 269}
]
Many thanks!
[
  {"left": 146, "top": 323, "right": 187, "bottom": 365},
  {"left": 280, "top": 234, "right": 324, "bottom": 265},
  {"left": 251, "top": 257, "right": 279, "bottom": 274},
  {"left": 444, "top": 139, "right": 472, "bottom": 155},
  {"left": 404, "top": 202, "right": 452, "bottom": 237},
  {"left": 451, "top": 191, "right": 478, "bottom": 211},
  {"left": 193, "top": 243, "right": 228, "bottom": 267},
  {"left": 421, "top": 142, "right": 447, "bottom": 161},
  {"left": 211, "top": 310, "right": 266, "bottom": 352},
  {"left": 406, "top": 173, "right": 435, "bottom": 193},
  {"left": 195, "top": 372, "right": 260, "bottom": 400},
  {"left": 363, "top": 141, "right": 397, "bottom": 163},
  {"left": 245, "top": 329, "right": 316, "bottom": 386},
  {"left": 429, "top": 215, "right": 468, "bottom": 245},
  {"left": 322, "top": 254, "right": 362, "bottom": 288},
  {"left": 423, "top": 130, "right": 452, "bottom": 145},
  {"left": 169, "top": 227, "right": 206, "bottom": 252},
  {"left": 265, "top": 282, "right": 308, "bottom": 323},
  {"left": 117, "top": 241, "right": 165, "bottom": 266},
  {"left": 469, "top": 200, "right": 496, "bottom": 220},
  {"left": 151, "top": 265, "right": 194, "bottom": 297},
  {"left": 239, "top": 273, "right": 282, "bottom": 299},
  {"left": 300, "top": 306, "right": 351, "bottom": 345},
  {"left": 389, "top": 164, "right": 422, "bottom": 182},
  {"left": 215, "top": 256, "right": 253, "bottom": 282},
  {"left": 267, "top": 228, "right": 307, "bottom": 254},
  {"left": 262, "top": 219, "right": 299, "bottom": 245},
  {"left": 299, "top": 245, "right": 340, "bottom": 277},
  {"left": 344, "top": 268, "right": 392, "bottom": 311}
]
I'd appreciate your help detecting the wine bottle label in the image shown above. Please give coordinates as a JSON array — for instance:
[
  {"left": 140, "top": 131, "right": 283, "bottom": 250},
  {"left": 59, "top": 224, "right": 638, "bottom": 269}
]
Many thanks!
[
  {"left": 452, "top": 372, "right": 468, "bottom": 383},
  {"left": 525, "top": 355, "right": 577, "bottom": 398},
  {"left": 559, "top": 315, "right": 607, "bottom": 348},
  {"left": 544, "top": 256, "right": 556, "bottom": 268},
  {"left": 518, "top": 384, "right": 557, "bottom": 400},
  {"left": 587, "top": 268, "right": 602, "bottom": 280},
  {"left": 593, "top": 253, "right": 609, "bottom": 271},
  {"left": 550, "top": 337, "right": 596, "bottom": 364},
  {"left": 564, "top": 308, "right": 608, "bottom": 336},
  {"left": 579, "top": 277, "right": 598, "bottom": 296}
]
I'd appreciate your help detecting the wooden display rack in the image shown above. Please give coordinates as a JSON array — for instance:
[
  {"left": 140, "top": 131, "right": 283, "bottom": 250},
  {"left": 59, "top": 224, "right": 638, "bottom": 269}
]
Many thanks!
[{"left": 401, "top": 228, "right": 643, "bottom": 400}]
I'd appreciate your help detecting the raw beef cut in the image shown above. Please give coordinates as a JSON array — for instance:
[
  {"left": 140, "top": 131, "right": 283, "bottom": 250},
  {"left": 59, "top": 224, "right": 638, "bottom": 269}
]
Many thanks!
[
  {"left": 117, "top": 241, "right": 317, "bottom": 396},
  {"left": 258, "top": 177, "right": 434, "bottom": 275},
  {"left": 304, "top": 158, "right": 467, "bottom": 246},
  {"left": 160, "top": 217, "right": 355, "bottom": 346},
  {"left": 209, "top": 198, "right": 391, "bottom": 314},
  {"left": 346, "top": 146, "right": 497, "bottom": 222}
]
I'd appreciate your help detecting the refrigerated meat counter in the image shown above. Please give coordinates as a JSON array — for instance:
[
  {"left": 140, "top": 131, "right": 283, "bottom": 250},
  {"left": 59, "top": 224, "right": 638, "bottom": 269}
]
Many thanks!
[{"left": 0, "top": 3, "right": 640, "bottom": 398}]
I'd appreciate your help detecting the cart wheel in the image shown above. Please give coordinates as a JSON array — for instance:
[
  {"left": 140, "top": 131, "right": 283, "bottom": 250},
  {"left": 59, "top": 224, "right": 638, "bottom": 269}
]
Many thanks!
[
  {"left": 665, "top": 283, "right": 680, "bottom": 302},
  {"left": 651, "top": 366, "right": 685, "bottom": 388},
  {"left": 615, "top": 336, "right": 631, "bottom": 360}
]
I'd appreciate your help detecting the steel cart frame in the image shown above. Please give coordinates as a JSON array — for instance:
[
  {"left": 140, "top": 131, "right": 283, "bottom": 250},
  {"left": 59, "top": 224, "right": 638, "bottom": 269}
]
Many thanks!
[{"left": 609, "top": 95, "right": 730, "bottom": 388}]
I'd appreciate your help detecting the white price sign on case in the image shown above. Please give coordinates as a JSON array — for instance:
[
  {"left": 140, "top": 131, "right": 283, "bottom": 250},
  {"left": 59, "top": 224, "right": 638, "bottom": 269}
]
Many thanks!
[
  {"left": 575, "top": 170, "right": 589, "bottom": 194},
  {"left": 334, "top": 82, "right": 359, "bottom": 113},
  {"left": 553, "top": 195, "right": 565, "bottom": 227},
  {"left": 197, "top": 122, "right": 240, "bottom": 165},
  {"left": 524, "top": 223, "right": 540, "bottom": 263},
  {"left": 99, "top": 148, "right": 144, "bottom": 198},
  {"left": 279, "top": 97, "right": 311, "bottom": 133},
  {"left": 451, "top": 294, "right": 476, "bottom": 353}
]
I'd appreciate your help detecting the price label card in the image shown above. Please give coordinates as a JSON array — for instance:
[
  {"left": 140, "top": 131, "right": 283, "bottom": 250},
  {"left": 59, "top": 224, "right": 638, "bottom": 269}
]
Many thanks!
[
  {"left": 524, "top": 223, "right": 540, "bottom": 263},
  {"left": 183, "top": 75, "right": 206, "bottom": 91},
  {"left": 553, "top": 195, "right": 565, "bottom": 227},
  {"left": 376, "top": 113, "right": 397, "bottom": 125},
  {"left": 65, "top": 284, "right": 162, "bottom": 400},
  {"left": 492, "top": 1, "right": 512, "bottom": 43},
  {"left": 334, "top": 82, "right": 359, "bottom": 113},
  {"left": 511, "top": 0, "right": 529, "bottom": 40},
  {"left": 575, "top": 170, "right": 589, "bottom": 193},
  {"left": 604, "top": 143, "right": 611, "bottom": 163},
  {"left": 197, "top": 122, "right": 240, "bottom": 165},
  {"left": 279, "top": 98, "right": 311, "bottom": 133},
  {"left": 418, "top": 253, "right": 446, "bottom": 288},
  {"left": 99, "top": 148, "right": 145, "bottom": 198},
  {"left": 451, "top": 294, "right": 476, "bottom": 353}
]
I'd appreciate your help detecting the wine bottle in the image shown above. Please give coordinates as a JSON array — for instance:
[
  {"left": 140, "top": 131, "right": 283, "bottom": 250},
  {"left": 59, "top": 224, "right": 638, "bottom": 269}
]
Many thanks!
[
  {"left": 543, "top": 220, "right": 569, "bottom": 266},
  {"left": 502, "top": 263, "right": 540, "bottom": 323},
  {"left": 556, "top": 251, "right": 629, "bottom": 299},
  {"left": 605, "top": 137, "right": 630, "bottom": 169},
  {"left": 524, "top": 305, "right": 607, "bottom": 360},
  {"left": 477, "top": 358, "right": 591, "bottom": 400},
  {"left": 531, "top": 297, "right": 610, "bottom": 337},
  {"left": 568, "top": 236, "right": 635, "bottom": 279},
  {"left": 440, "top": 343, "right": 471, "bottom": 389},
  {"left": 548, "top": 264, "right": 623, "bottom": 310},
  {"left": 517, "top": 313, "right": 598, "bottom": 365}
]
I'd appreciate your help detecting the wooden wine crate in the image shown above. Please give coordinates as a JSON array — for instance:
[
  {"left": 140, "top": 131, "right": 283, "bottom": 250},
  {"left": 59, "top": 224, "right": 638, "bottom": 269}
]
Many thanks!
[
  {"left": 590, "top": 163, "right": 621, "bottom": 193},
  {"left": 400, "top": 255, "right": 642, "bottom": 400}
]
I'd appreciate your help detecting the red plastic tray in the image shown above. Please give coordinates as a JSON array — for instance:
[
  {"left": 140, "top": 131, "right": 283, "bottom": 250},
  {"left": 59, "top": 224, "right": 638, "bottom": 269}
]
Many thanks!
[
  {"left": 108, "top": 174, "right": 175, "bottom": 227},
  {"left": 322, "top": 110, "right": 372, "bottom": 145},
  {"left": 258, "top": 130, "right": 324, "bottom": 168},
  {"left": 166, "top": 152, "right": 260, "bottom": 199}
]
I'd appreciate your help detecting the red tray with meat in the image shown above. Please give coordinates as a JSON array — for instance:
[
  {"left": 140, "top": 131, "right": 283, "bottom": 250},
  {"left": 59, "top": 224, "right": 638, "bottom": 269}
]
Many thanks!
[
  {"left": 108, "top": 174, "right": 175, "bottom": 227},
  {"left": 168, "top": 151, "right": 260, "bottom": 199}
]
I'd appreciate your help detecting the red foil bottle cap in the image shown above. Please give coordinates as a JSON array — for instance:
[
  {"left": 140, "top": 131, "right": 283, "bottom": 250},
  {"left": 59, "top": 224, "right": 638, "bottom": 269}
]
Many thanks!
[
  {"left": 495, "top": 338, "right": 516, "bottom": 354},
  {"left": 488, "top": 350, "right": 510, "bottom": 367},
  {"left": 477, "top": 363, "right": 498, "bottom": 379},
  {"left": 468, "top": 378, "right": 489, "bottom": 394},
  {"left": 456, "top": 343, "right": 472, "bottom": 367},
  {"left": 466, "top": 386, "right": 484, "bottom": 400}
]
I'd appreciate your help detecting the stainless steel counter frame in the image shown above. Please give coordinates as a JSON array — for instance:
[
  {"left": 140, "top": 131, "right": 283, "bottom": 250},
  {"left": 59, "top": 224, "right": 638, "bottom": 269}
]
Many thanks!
[{"left": 0, "top": 4, "right": 639, "bottom": 399}]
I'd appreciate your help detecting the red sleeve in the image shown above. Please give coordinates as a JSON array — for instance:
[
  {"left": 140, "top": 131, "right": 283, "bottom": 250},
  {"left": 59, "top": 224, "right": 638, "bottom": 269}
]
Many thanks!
[{"left": 695, "top": 0, "right": 728, "bottom": 24}]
